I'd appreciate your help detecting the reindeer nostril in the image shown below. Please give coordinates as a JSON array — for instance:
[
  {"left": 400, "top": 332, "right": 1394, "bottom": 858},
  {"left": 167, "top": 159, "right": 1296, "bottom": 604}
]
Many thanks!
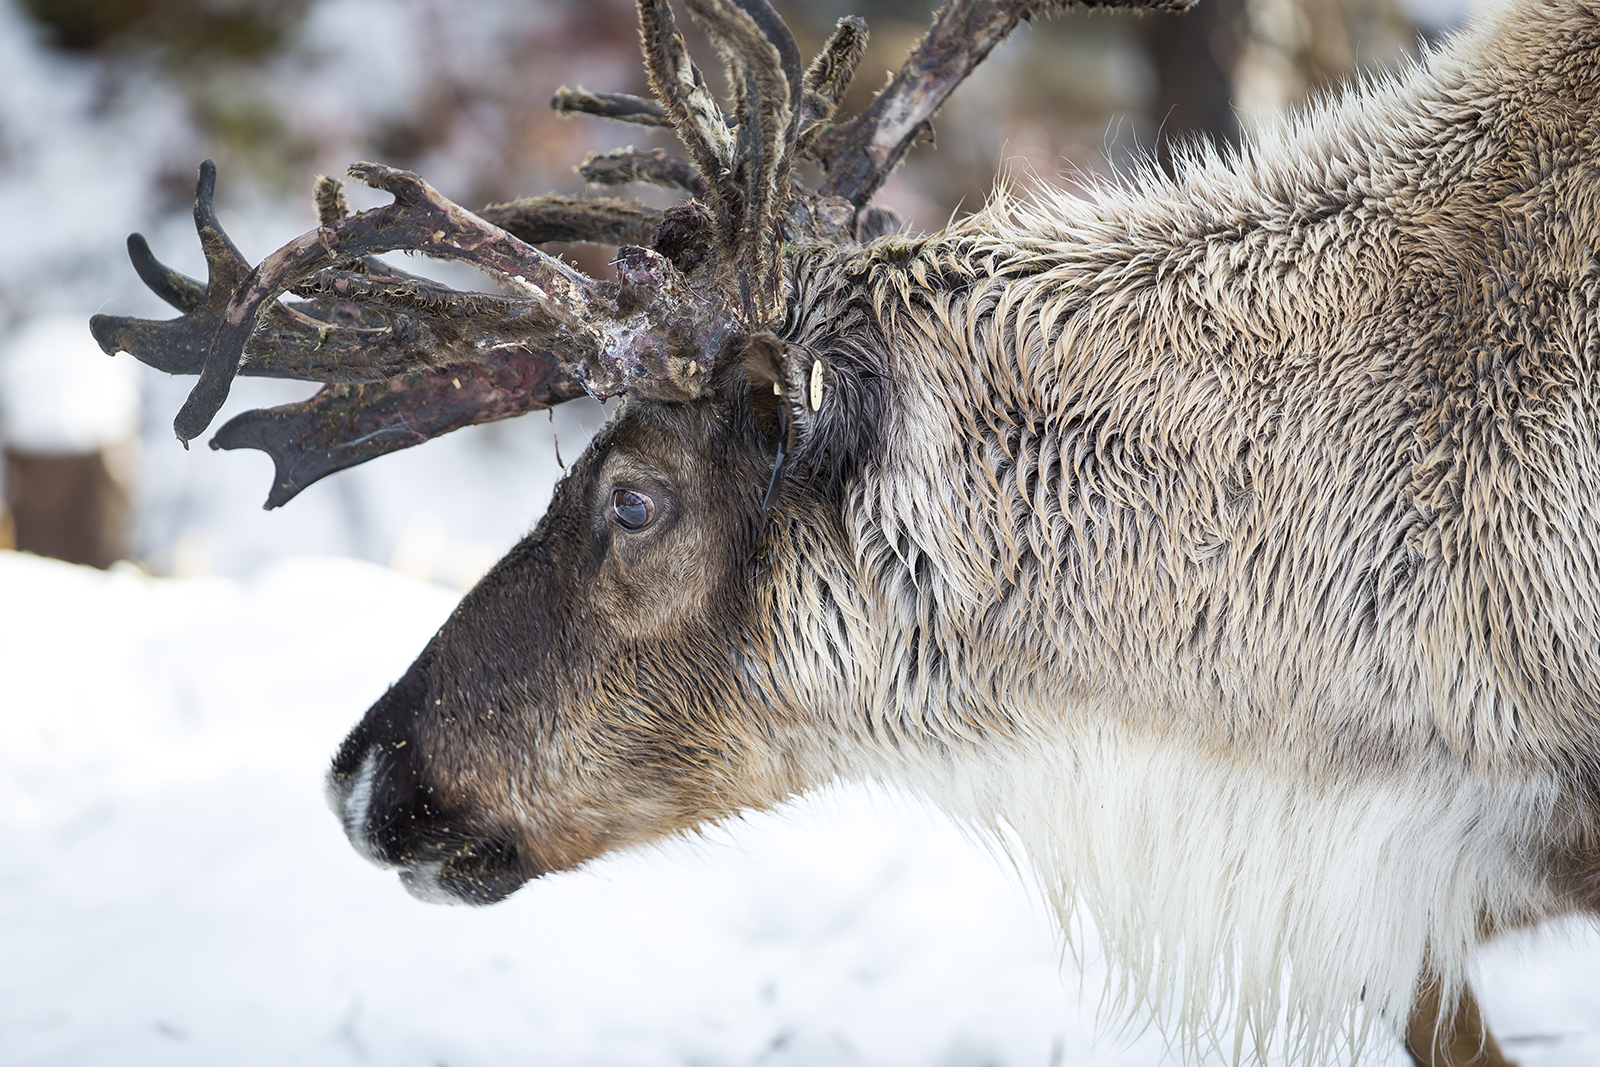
[
  {"left": 325, "top": 747, "right": 384, "bottom": 867},
  {"left": 324, "top": 762, "right": 353, "bottom": 820}
]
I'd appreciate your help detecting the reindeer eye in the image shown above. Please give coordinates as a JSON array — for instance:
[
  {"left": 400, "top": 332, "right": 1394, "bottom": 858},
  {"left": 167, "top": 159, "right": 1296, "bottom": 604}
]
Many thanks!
[{"left": 608, "top": 488, "right": 656, "bottom": 531}]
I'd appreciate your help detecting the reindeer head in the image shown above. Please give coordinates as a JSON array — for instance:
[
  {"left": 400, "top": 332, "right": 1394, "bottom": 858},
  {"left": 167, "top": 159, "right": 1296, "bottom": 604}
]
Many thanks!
[{"left": 94, "top": 0, "right": 1188, "bottom": 903}]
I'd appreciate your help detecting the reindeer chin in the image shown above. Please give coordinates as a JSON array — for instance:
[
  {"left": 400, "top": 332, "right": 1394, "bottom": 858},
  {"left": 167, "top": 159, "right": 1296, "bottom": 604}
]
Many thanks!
[
  {"left": 396, "top": 863, "right": 464, "bottom": 906},
  {"left": 396, "top": 840, "right": 535, "bottom": 907}
]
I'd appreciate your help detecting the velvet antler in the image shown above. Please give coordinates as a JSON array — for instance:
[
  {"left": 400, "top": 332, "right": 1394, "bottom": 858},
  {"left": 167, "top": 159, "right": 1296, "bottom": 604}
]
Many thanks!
[{"left": 93, "top": 0, "right": 1191, "bottom": 507}]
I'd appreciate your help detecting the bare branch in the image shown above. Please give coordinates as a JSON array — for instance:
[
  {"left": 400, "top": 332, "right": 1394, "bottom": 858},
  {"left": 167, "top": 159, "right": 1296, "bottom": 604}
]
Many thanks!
[
  {"left": 815, "top": 0, "right": 1195, "bottom": 206},
  {"left": 576, "top": 147, "right": 705, "bottom": 198},
  {"left": 551, "top": 85, "right": 674, "bottom": 127}
]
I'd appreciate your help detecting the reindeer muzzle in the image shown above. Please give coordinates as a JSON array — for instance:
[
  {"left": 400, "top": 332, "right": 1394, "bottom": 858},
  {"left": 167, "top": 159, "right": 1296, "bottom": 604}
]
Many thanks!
[{"left": 326, "top": 725, "right": 539, "bottom": 906}]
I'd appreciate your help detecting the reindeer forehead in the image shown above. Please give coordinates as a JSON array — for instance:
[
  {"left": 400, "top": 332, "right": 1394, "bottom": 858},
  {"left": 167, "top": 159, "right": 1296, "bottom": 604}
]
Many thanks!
[
  {"left": 587, "top": 391, "right": 756, "bottom": 481},
  {"left": 595, "top": 416, "right": 702, "bottom": 491}
]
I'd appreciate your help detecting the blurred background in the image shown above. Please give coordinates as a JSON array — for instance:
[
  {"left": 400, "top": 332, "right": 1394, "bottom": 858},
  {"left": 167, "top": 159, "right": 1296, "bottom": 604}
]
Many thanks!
[{"left": 0, "top": 0, "right": 1484, "bottom": 586}]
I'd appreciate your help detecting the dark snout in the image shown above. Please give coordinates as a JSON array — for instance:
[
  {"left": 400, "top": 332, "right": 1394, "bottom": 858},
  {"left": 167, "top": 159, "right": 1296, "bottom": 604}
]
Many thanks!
[{"left": 325, "top": 662, "right": 539, "bottom": 905}]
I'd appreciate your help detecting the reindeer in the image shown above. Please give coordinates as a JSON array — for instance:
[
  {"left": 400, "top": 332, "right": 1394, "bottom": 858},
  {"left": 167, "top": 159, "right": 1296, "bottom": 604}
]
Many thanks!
[{"left": 92, "top": 0, "right": 1600, "bottom": 1062}]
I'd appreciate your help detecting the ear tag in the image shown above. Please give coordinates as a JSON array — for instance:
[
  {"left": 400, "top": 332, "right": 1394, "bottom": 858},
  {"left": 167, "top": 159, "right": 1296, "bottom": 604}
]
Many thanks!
[
  {"left": 808, "top": 359, "right": 824, "bottom": 412},
  {"left": 773, "top": 381, "right": 783, "bottom": 396}
]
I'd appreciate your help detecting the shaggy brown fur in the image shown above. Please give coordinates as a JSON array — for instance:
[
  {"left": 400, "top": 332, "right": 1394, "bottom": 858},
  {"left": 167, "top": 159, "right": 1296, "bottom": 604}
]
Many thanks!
[{"left": 329, "top": 2, "right": 1600, "bottom": 1062}]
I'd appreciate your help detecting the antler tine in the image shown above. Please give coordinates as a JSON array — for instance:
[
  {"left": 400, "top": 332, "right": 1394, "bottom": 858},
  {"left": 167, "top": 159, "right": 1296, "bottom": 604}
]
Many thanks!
[
  {"left": 90, "top": 162, "right": 253, "bottom": 380},
  {"left": 477, "top": 194, "right": 666, "bottom": 245},
  {"left": 126, "top": 232, "right": 206, "bottom": 313},
  {"left": 164, "top": 160, "right": 608, "bottom": 443},
  {"left": 100, "top": 227, "right": 577, "bottom": 386},
  {"left": 639, "top": 0, "right": 738, "bottom": 213},
  {"left": 797, "top": 16, "right": 869, "bottom": 154},
  {"left": 577, "top": 147, "right": 706, "bottom": 198},
  {"left": 552, "top": 86, "right": 675, "bottom": 128},
  {"left": 679, "top": 0, "right": 803, "bottom": 324},
  {"left": 815, "top": 0, "right": 1196, "bottom": 207},
  {"left": 684, "top": 0, "right": 802, "bottom": 146},
  {"left": 212, "top": 346, "right": 588, "bottom": 509},
  {"left": 314, "top": 174, "right": 351, "bottom": 226}
]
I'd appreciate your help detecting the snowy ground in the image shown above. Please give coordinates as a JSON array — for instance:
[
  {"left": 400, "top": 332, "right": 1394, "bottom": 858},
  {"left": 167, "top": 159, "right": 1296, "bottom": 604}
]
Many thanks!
[{"left": 2, "top": 549, "right": 1598, "bottom": 1067}]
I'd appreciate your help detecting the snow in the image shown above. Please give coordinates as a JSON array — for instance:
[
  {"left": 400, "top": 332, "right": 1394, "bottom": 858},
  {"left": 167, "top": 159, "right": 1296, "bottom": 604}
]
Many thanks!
[
  {"left": 0, "top": 551, "right": 1120, "bottom": 1066},
  {"left": 2, "top": 548, "right": 1598, "bottom": 1066},
  {"left": 0, "top": 315, "right": 141, "bottom": 453}
]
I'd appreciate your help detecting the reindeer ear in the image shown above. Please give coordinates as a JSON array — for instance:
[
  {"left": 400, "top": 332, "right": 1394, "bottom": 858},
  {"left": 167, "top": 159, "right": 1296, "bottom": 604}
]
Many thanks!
[
  {"left": 743, "top": 335, "right": 826, "bottom": 426},
  {"left": 743, "top": 331, "right": 788, "bottom": 395},
  {"left": 742, "top": 332, "right": 829, "bottom": 422},
  {"left": 740, "top": 329, "right": 881, "bottom": 502},
  {"left": 758, "top": 336, "right": 881, "bottom": 500},
  {"left": 744, "top": 334, "right": 826, "bottom": 413}
]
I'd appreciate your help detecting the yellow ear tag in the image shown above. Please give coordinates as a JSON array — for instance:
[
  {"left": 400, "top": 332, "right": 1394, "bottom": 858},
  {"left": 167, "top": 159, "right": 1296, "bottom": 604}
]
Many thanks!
[
  {"left": 808, "top": 359, "right": 824, "bottom": 412},
  {"left": 773, "top": 381, "right": 783, "bottom": 396}
]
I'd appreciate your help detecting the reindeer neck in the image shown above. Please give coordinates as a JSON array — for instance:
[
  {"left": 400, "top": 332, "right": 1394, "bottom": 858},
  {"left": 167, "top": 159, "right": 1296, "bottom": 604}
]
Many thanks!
[{"left": 800, "top": 0, "right": 1600, "bottom": 773}]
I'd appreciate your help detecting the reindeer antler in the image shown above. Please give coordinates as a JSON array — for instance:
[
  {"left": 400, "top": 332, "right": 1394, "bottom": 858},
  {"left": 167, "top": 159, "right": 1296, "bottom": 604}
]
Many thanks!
[
  {"left": 812, "top": 0, "right": 1193, "bottom": 207},
  {"left": 94, "top": 0, "right": 1189, "bottom": 507}
]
